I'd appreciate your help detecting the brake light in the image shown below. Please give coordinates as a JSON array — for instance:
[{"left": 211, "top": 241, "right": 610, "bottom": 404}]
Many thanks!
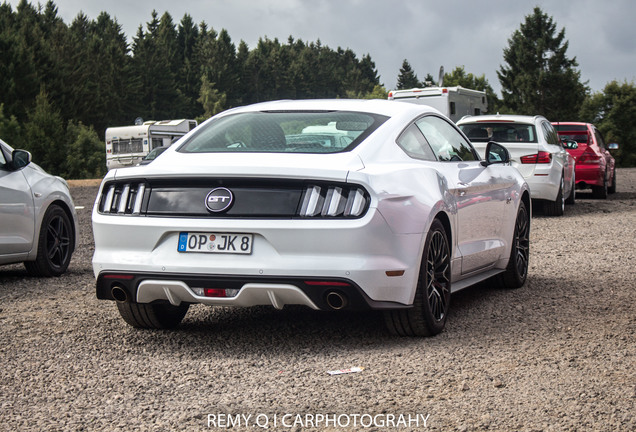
[
  {"left": 520, "top": 151, "right": 552, "bottom": 164},
  {"left": 578, "top": 148, "right": 601, "bottom": 164}
]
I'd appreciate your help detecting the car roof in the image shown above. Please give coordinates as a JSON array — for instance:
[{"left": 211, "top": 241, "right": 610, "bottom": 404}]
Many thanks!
[
  {"left": 457, "top": 114, "right": 546, "bottom": 125},
  {"left": 214, "top": 99, "right": 444, "bottom": 119}
]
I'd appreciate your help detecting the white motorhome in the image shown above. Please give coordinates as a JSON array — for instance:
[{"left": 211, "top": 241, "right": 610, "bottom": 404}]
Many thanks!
[
  {"left": 105, "top": 119, "right": 197, "bottom": 170},
  {"left": 388, "top": 86, "right": 487, "bottom": 123}
]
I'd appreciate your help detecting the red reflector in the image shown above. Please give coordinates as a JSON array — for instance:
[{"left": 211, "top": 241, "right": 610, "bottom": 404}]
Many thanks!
[
  {"left": 204, "top": 288, "right": 227, "bottom": 297},
  {"left": 520, "top": 152, "right": 551, "bottom": 164},
  {"left": 103, "top": 274, "right": 134, "bottom": 280},
  {"left": 304, "top": 281, "right": 351, "bottom": 287}
]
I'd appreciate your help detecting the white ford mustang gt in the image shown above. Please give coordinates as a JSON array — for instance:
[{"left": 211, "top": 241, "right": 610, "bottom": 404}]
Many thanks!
[{"left": 92, "top": 99, "right": 531, "bottom": 336}]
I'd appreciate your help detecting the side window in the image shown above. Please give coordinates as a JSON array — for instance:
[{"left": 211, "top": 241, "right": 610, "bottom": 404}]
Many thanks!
[
  {"left": 542, "top": 122, "right": 560, "bottom": 145},
  {"left": 594, "top": 129, "right": 606, "bottom": 150},
  {"left": 415, "top": 116, "right": 477, "bottom": 162},
  {"left": 396, "top": 123, "right": 436, "bottom": 161}
]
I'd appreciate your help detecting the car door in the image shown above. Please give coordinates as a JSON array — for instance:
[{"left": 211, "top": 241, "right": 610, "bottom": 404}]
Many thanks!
[
  {"left": 0, "top": 143, "right": 35, "bottom": 256},
  {"left": 415, "top": 116, "right": 513, "bottom": 275}
]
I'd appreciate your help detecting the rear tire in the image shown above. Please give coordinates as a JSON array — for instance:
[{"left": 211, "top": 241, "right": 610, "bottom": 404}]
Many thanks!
[
  {"left": 116, "top": 302, "right": 190, "bottom": 329},
  {"left": 25, "top": 204, "right": 74, "bottom": 277},
  {"left": 384, "top": 219, "right": 451, "bottom": 337},
  {"left": 608, "top": 168, "right": 616, "bottom": 194},
  {"left": 565, "top": 174, "right": 576, "bottom": 205},
  {"left": 498, "top": 200, "right": 530, "bottom": 289},
  {"left": 543, "top": 176, "right": 565, "bottom": 216},
  {"left": 592, "top": 173, "right": 608, "bottom": 199}
]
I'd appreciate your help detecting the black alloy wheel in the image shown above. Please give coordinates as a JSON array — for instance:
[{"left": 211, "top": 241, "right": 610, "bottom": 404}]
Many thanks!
[
  {"left": 384, "top": 219, "right": 451, "bottom": 337},
  {"left": 25, "top": 205, "right": 74, "bottom": 277},
  {"left": 498, "top": 200, "right": 530, "bottom": 289}
]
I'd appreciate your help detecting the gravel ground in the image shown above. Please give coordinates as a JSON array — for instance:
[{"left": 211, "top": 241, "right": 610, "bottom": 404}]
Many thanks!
[{"left": 1, "top": 169, "right": 635, "bottom": 431}]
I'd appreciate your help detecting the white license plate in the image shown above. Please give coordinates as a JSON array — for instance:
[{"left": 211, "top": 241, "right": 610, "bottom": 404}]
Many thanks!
[{"left": 178, "top": 232, "right": 253, "bottom": 254}]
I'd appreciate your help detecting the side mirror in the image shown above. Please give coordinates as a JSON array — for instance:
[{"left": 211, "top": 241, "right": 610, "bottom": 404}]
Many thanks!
[
  {"left": 562, "top": 139, "right": 578, "bottom": 149},
  {"left": 481, "top": 141, "right": 510, "bottom": 166},
  {"left": 11, "top": 149, "right": 32, "bottom": 170},
  {"left": 608, "top": 143, "right": 619, "bottom": 150}
]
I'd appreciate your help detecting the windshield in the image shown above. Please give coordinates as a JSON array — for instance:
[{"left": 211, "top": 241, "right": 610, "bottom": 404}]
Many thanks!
[
  {"left": 178, "top": 111, "right": 387, "bottom": 154},
  {"left": 459, "top": 122, "right": 537, "bottom": 143}
]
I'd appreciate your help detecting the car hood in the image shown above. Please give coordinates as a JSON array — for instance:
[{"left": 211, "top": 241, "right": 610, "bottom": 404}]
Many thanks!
[{"left": 109, "top": 151, "right": 366, "bottom": 183}]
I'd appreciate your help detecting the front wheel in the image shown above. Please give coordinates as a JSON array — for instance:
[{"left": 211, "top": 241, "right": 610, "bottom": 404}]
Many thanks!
[
  {"left": 384, "top": 219, "right": 451, "bottom": 337},
  {"left": 25, "top": 204, "right": 74, "bottom": 276},
  {"left": 498, "top": 200, "right": 530, "bottom": 289},
  {"left": 116, "top": 302, "right": 190, "bottom": 329}
]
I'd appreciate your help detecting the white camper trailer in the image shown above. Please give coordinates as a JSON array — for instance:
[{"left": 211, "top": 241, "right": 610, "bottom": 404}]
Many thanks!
[
  {"left": 388, "top": 86, "right": 487, "bottom": 123},
  {"left": 105, "top": 119, "right": 197, "bottom": 170}
]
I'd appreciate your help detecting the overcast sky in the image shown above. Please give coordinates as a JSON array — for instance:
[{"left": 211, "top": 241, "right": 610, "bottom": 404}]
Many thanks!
[{"left": 6, "top": 0, "right": 636, "bottom": 95}]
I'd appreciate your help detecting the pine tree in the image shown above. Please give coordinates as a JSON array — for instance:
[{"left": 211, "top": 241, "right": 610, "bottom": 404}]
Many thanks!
[
  {"left": 396, "top": 59, "right": 420, "bottom": 90},
  {"left": 498, "top": 7, "right": 588, "bottom": 120}
]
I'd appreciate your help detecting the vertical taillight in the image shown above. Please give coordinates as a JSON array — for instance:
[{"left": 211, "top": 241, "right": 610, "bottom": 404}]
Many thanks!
[
  {"left": 299, "top": 185, "right": 368, "bottom": 218},
  {"left": 99, "top": 182, "right": 147, "bottom": 214}
]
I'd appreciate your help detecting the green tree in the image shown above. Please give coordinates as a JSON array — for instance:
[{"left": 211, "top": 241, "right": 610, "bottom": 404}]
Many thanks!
[
  {"left": 0, "top": 103, "right": 22, "bottom": 148},
  {"left": 131, "top": 11, "right": 188, "bottom": 120},
  {"left": 197, "top": 76, "right": 227, "bottom": 121},
  {"left": 422, "top": 73, "right": 436, "bottom": 87},
  {"left": 177, "top": 14, "right": 201, "bottom": 118},
  {"left": 64, "top": 121, "right": 105, "bottom": 179},
  {"left": 197, "top": 27, "right": 238, "bottom": 107},
  {"left": 580, "top": 80, "right": 636, "bottom": 167},
  {"left": 22, "top": 88, "right": 66, "bottom": 176},
  {"left": 396, "top": 59, "right": 420, "bottom": 89},
  {"left": 346, "top": 84, "right": 388, "bottom": 100},
  {"left": 498, "top": 7, "right": 588, "bottom": 120}
]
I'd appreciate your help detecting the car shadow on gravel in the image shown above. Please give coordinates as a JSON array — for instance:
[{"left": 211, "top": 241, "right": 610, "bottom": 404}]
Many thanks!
[{"left": 101, "top": 272, "right": 570, "bottom": 358}]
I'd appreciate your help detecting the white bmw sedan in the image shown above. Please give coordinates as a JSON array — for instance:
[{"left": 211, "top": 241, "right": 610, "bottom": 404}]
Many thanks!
[
  {"left": 457, "top": 114, "right": 576, "bottom": 216},
  {"left": 92, "top": 99, "right": 530, "bottom": 336}
]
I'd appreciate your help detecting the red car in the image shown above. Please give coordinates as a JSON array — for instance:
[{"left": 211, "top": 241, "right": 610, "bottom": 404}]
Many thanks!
[{"left": 552, "top": 122, "right": 618, "bottom": 199}]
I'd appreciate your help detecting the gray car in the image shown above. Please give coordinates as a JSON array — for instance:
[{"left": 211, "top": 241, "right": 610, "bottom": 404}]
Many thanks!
[{"left": 0, "top": 139, "right": 78, "bottom": 276}]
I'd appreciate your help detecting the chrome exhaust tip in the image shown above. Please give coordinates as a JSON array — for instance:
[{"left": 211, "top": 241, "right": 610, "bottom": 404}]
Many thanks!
[
  {"left": 325, "top": 291, "right": 348, "bottom": 310},
  {"left": 111, "top": 284, "right": 129, "bottom": 303}
]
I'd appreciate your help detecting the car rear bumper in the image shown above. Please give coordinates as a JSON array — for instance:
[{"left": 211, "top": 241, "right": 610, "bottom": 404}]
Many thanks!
[
  {"left": 92, "top": 210, "right": 424, "bottom": 307},
  {"left": 574, "top": 165, "right": 604, "bottom": 188},
  {"left": 96, "top": 272, "right": 411, "bottom": 311}
]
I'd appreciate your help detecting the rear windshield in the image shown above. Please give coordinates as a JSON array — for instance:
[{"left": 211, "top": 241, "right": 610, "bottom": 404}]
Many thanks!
[
  {"left": 557, "top": 133, "right": 589, "bottom": 143},
  {"left": 459, "top": 122, "right": 537, "bottom": 143},
  {"left": 179, "top": 111, "right": 388, "bottom": 153},
  {"left": 553, "top": 125, "right": 589, "bottom": 143}
]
